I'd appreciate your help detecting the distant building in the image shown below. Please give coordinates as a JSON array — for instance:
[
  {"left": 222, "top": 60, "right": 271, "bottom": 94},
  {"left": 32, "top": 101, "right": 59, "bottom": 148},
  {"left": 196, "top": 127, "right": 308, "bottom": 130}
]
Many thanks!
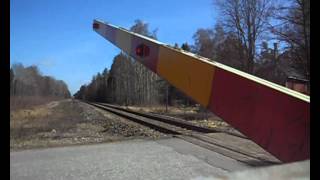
[
  {"left": 285, "top": 76, "right": 309, "bottom": 95},
  {"left": 254, "top": 45, "right": 309, "bottom": 95}
]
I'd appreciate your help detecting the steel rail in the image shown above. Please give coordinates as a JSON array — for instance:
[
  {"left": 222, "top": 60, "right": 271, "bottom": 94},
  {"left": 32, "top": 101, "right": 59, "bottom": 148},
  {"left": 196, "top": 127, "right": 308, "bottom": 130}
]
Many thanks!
[
  {"left": 86, "top": 101, "right": 281, "bottom": 166},
  {"left": 92, "top": 19, "right": 309, "bottom": 163},
  {"left": 96, "top": 102, "right": 247, "bottom": 138}
]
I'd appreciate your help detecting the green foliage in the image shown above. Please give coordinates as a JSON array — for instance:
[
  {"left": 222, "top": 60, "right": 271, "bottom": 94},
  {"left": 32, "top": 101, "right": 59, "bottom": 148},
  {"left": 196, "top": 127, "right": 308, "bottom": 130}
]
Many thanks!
[{"left": 181, "top": 43, "right": 191, "bottom": 51}]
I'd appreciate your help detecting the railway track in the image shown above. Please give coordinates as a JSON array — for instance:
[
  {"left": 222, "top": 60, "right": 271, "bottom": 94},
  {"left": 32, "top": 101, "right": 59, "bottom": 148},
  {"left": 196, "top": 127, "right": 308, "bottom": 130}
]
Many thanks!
[
  {"left": 94, "top": 102, "right": 248, "bottom": 138},
  {"left": 86, "top": 101, "right": 281, "bottom": 166}
]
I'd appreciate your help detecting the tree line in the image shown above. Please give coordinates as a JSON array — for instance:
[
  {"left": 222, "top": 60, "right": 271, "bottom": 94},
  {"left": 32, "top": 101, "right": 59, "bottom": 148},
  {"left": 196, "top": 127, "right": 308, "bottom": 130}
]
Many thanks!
[
  {"left": 74, "top": 20, "right": 194, "bottom": 106},
  {"left": 75, "top": 0, "right": 309, "bottom": 105},
  {"left": 194, "top": 0, "right": 309, "bottom": 86},
  {"left": 10, "top": 63, "right": 71, "bottom": 98}
]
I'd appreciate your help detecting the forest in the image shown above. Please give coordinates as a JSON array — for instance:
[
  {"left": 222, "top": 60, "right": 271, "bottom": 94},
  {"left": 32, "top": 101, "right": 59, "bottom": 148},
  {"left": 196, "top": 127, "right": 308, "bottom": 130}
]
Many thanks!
[
  {"left": 74, "top": 0, "right": 309, "bottom": 106},
  {"left": 10, "top": 63, "right": 71, "bottom": 110}
]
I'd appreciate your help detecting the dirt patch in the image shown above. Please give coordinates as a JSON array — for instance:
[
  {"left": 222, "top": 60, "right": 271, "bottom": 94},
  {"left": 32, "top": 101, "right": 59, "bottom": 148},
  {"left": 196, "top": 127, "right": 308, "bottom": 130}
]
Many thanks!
[{"left": 10, "top": 99, "right": 167, "bottom": 151}]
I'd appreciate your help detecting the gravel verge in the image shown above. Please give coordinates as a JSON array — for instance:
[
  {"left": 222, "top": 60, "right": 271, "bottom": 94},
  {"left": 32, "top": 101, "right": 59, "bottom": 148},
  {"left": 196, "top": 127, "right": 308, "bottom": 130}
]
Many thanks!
[{"left": 10, "top": 99, "right": 168, "bottom": 151}]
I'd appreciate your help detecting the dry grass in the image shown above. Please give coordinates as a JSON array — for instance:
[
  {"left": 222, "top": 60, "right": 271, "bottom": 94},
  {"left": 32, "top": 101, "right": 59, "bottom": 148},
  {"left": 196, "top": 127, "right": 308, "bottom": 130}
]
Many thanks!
[
  {"left": 120, "top": 104, "right": 243, "bottom": 135},
  {"left": 125, "top": 105, "right": 198, "bottom": 114},
  {"left": 10, "top": 99, "right": 96, "bottom": 150},
  {"left": 122, "top": 105, "right": 222, "bottom": 121},
  {"left": 10, "top": 100, "right": 79, "bottom": 141},
  {"left": 10, "top": 99, "right": 167, "bottom": 151},
  {"left": 10, "top": 96, "right": 63, "bottom": 112}
]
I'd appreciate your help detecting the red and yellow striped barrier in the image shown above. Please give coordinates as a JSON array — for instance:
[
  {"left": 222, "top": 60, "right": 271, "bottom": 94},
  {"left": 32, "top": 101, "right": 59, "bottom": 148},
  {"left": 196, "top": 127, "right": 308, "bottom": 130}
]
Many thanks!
[{"left": 93, "top": 19, "right": 310, "bottom": 163}]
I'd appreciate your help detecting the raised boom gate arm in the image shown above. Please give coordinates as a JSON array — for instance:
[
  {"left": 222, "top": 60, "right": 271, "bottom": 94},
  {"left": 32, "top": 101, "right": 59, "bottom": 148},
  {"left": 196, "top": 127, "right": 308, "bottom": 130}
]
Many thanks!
[{"left": 92, "top": 19, "right": 310, "bottom": 163}]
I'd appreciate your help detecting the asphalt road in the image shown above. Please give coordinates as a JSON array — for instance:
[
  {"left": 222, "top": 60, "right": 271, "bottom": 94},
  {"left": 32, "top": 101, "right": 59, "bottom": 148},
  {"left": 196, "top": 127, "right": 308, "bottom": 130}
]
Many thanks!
[{"left": 10, "top": 138, "right": 250, "bottom": 180}]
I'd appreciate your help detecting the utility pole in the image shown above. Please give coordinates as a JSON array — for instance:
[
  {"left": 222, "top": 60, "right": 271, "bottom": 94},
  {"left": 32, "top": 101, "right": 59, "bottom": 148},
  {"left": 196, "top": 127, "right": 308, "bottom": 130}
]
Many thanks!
[
  {"left": 165, "top": 83, "right": 168, "bottom": 113},
  {"left": 273, "top": 43, "right": 278, "bottom": 62}
]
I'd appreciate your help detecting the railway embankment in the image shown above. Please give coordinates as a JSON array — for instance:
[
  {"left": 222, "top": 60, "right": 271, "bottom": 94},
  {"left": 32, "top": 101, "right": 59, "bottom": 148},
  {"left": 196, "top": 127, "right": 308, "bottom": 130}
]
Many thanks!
[{"left": 10, "top": 99, "right": 167, "bottom": 151}]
